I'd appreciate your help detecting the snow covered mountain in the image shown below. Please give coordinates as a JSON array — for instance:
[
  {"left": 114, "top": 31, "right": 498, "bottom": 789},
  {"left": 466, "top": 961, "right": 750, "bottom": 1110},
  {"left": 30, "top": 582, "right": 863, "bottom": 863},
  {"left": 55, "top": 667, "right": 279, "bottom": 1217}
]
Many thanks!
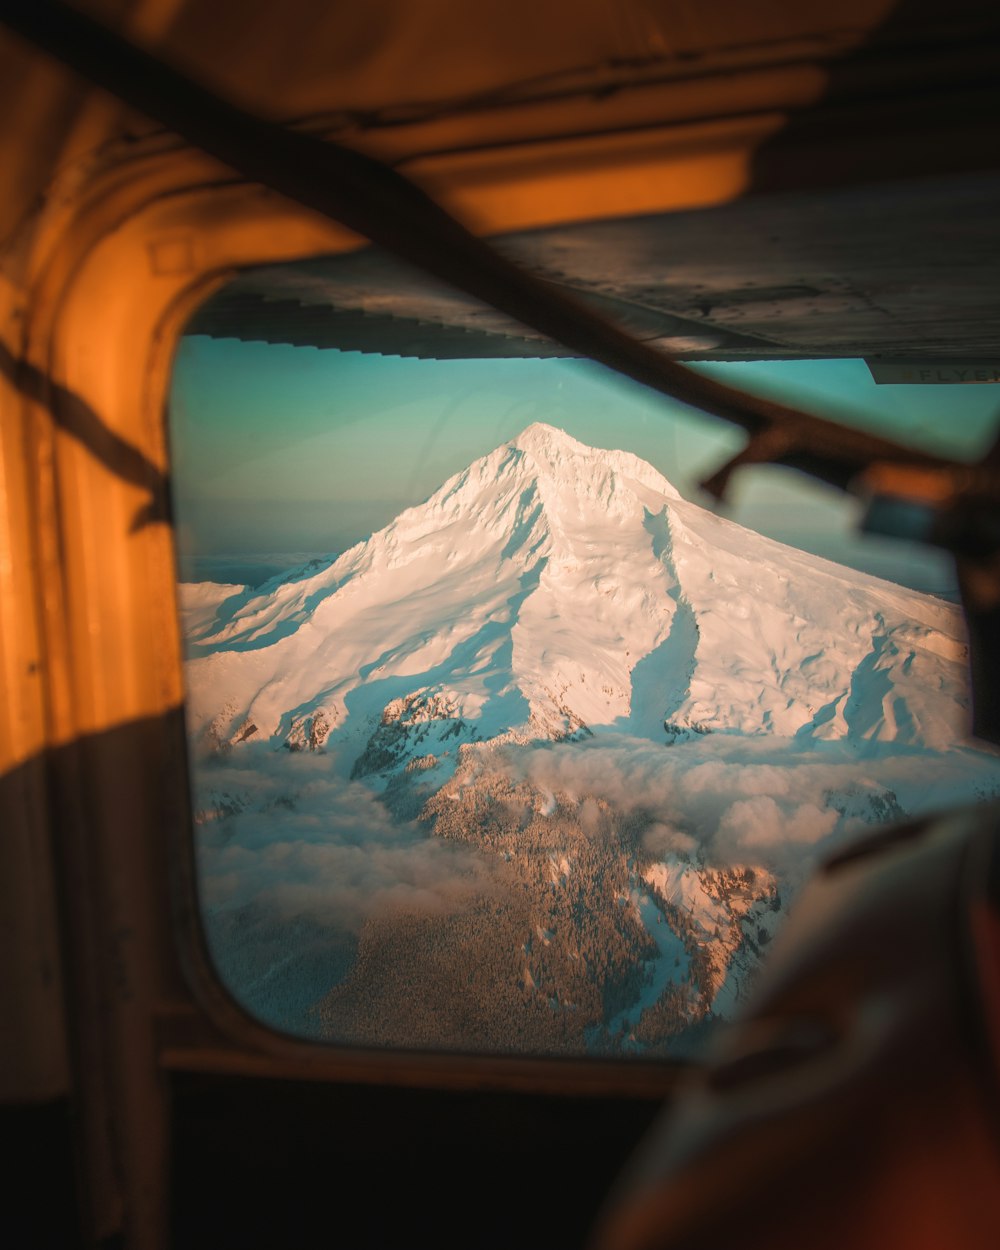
[
  {"left": 183, "top": 423, "right": 987, "bottom": 1055},
  {"left": 183, "top": 421, "right": 969, "bottom": 768}
]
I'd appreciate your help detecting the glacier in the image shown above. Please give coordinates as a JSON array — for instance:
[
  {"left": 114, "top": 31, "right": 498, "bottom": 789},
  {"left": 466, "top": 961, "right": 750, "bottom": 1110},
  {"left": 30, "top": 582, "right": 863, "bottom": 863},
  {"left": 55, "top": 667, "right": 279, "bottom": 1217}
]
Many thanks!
[{"left": 183, "top": 421, "right": 971, "bottom": 758}]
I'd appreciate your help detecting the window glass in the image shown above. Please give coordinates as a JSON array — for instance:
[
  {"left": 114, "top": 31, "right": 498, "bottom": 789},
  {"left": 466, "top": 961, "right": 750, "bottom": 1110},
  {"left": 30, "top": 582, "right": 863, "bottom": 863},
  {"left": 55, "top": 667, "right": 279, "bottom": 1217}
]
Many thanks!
[{"left": 170, "top": 274, "right": 1000, "bottom": 1055}]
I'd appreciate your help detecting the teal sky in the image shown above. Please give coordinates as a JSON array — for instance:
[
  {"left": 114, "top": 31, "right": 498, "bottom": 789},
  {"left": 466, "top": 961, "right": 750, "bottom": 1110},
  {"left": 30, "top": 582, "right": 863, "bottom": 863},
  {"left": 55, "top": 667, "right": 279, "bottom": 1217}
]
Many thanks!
[{"left": 168, "top": 337, "right": 999, "bottom": 596}]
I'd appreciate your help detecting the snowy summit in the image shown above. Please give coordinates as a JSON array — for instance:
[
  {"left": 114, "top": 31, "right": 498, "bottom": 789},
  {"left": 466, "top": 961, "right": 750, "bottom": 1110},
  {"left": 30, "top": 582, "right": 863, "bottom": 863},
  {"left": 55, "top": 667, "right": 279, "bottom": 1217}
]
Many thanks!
[{"left": 182, "top": 422, "right": 969, "bottom": 764}]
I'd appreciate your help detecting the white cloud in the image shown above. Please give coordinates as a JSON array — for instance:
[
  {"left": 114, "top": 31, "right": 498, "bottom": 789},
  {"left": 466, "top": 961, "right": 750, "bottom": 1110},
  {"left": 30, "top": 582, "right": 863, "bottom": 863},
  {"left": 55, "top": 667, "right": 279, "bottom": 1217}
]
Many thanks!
[
  {"left": 502, "top": 732, "right": 1000, "bottom": 877},
  {"left": 715, "top": 796, "right": 837, "bottom": 856},
  {"left": 194, "top": 746, "right": 495, "bottom": 932}
]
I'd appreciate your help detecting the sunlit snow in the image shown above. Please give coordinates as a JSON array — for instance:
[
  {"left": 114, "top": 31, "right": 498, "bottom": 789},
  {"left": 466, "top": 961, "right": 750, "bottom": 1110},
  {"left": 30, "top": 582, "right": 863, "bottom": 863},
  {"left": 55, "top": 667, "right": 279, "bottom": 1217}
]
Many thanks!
[{"left": 182, "top": 422, "right": 1000, "bottom": 1054}]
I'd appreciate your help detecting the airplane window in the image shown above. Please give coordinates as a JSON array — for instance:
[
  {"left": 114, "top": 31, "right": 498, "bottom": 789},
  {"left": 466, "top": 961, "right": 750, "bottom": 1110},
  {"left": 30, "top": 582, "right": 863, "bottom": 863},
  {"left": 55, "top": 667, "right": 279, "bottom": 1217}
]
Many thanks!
[{"left": 169, "top": 263, "right": 1000, "bottom": 1056}]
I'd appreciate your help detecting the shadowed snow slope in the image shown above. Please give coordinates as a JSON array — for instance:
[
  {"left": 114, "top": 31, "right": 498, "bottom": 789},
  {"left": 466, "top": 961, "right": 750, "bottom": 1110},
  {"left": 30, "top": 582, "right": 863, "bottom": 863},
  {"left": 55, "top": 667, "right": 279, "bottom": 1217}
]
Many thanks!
[{"left": 181, "top": 422, "right": 969, "bottom": 764}]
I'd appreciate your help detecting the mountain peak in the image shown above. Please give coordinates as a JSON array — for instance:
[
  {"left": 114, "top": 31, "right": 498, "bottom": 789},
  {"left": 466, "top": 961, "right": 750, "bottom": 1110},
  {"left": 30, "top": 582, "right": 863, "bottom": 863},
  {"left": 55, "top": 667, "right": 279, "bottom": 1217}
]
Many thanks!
[
  {"left": 509, "top": 422, "right": 682, "bottom": 501},
  {"left": 512, "top": 421, "right": 586, "bottom": 456}
]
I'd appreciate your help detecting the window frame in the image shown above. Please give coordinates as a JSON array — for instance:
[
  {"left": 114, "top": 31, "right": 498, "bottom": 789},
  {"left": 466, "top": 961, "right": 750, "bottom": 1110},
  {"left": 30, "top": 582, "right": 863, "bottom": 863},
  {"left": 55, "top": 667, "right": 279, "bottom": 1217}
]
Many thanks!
[{"left": 22, "top": 127, "right": 739, "bottom": 1105}]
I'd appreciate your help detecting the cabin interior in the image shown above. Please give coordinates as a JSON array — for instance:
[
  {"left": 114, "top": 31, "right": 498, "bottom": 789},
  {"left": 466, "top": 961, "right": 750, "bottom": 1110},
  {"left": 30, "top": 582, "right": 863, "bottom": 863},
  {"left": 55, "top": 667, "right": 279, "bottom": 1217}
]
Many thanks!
[{"left": 2, "top": 2, "right": 1000, "bottom": 1247}]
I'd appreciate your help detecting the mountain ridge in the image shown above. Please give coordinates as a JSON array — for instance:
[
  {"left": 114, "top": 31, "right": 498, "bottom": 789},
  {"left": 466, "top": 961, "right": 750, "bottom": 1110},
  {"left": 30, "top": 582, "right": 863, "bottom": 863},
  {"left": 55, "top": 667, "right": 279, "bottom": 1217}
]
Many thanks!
[{"left": 182, "top": 422, "right": 968, "bottom": 765}]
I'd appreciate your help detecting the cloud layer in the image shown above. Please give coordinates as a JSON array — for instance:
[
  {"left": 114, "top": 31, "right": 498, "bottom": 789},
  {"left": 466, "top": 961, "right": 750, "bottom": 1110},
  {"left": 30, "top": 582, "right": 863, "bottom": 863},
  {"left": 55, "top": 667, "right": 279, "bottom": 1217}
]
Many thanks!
[
  {"left": 191, "top": 733, "right": 1000, "bottom": 1035},
  {"left": 194, "top": 747, "right": 493, "bottom": 931},
  {"left": 509, "top": 732, "right": 1000, "bottom": 879}
]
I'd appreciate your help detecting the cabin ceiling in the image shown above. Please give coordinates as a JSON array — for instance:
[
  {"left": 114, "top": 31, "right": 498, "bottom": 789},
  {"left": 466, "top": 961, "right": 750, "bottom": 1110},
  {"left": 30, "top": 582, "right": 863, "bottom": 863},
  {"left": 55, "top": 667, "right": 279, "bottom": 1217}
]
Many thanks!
[{"left": 2, "top": 1, "right": 999, "bottom": 363}]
